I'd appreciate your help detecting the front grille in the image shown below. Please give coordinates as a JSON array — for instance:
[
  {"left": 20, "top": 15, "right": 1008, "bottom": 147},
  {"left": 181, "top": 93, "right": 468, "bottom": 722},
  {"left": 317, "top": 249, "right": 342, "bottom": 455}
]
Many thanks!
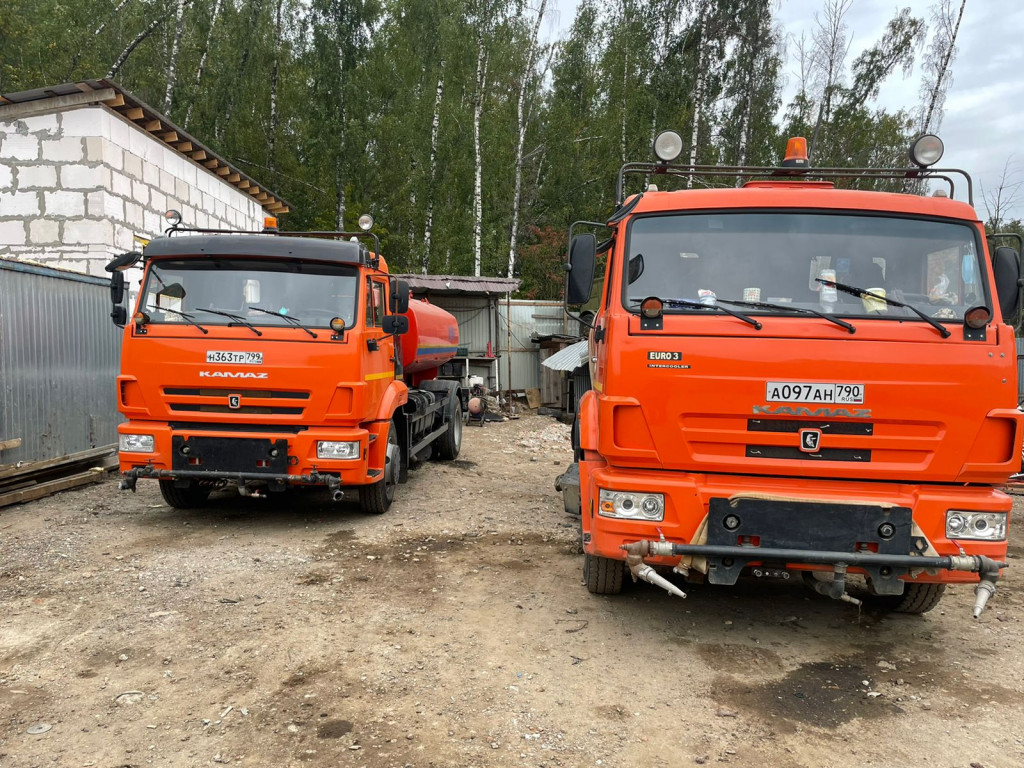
[
  {"left": 165, "top": 387, "right": 308, "bottom": 400},
  {"left": 746, "top": 445, "right": 871, "bottom": 462},
  {"left": 163, "top": 386, "right": 310, "bottom": 417},
  {"left": 748, "top": 419, "right": 873, "bottom": 435},
  {"left": 170, "top": 422, "right": 308, "bottom": 433},
  {"left": 169, "top": 404, "right": 304, "bottom": 415}
]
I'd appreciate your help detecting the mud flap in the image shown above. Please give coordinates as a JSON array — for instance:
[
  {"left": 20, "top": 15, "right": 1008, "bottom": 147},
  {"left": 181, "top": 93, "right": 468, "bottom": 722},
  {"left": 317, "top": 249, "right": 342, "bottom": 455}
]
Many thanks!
[{"left": 556, "top": 463, "right": 580, "bottom": 518}]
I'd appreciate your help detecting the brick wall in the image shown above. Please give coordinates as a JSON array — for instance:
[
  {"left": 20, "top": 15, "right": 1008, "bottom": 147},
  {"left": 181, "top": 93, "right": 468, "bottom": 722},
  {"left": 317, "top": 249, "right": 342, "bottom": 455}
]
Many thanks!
[{"left": 0, "top": 105, "right": 266, "bottom": 278}]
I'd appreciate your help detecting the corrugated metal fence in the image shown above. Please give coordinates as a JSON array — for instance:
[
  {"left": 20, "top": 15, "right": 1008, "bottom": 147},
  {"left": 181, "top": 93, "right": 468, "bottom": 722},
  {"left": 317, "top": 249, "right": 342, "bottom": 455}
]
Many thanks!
[
  {"left": 502, "top": 300, "right": 567, "bottom": 391},
  {"left": 0, "top": 259, "right": 122, "bottom": 465}
]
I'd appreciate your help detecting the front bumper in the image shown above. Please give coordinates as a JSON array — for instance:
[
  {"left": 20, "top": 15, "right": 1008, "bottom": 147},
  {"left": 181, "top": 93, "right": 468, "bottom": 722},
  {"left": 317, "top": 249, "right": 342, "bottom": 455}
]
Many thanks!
[
  {"left": 580, "top": 462, "right": 1011, "bottom": 587},
  {"left": 117, "top": 421, "right": 381, "bottom": 488}
]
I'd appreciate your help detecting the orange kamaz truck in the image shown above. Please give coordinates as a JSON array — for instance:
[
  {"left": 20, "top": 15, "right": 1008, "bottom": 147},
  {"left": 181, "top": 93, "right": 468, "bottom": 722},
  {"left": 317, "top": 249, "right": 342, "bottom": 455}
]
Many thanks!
[
  {"left": 106, "top": 213, "right": 462, "bottom": 513},
  {"left": 560, "top": 133, "right": 1023, "bottom": 617}
]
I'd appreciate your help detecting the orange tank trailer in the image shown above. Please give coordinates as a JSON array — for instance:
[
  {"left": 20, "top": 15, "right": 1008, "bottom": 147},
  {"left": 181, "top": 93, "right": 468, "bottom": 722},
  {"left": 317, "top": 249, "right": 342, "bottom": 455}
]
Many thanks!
[
  {"left": 106, "top": 217, "right": 463, "bottom": 514},
  {"left": 559, "top": 132, "right": 1023, "bottom": 617}
]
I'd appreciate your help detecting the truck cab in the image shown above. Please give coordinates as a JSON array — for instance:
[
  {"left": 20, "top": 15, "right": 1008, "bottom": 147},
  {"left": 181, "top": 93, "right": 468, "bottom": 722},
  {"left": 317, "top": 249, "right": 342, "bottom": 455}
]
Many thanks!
[{"left": 563, "top": 133, "right": 1023, "bottom": 617}]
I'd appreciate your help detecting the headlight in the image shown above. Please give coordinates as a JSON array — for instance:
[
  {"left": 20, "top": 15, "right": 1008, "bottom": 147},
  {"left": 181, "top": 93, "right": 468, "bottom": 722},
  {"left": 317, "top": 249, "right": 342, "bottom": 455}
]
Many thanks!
[
  {"left": 599, "top": 489, "right": 665, "bottom": 521},
  {"left": 119, "top": 434, "right": 155, "bottom": 453},
  {"left": 317, "top": 440, "right": 360, "bottom": 460},
  {"left": 945, "top": 510, "right": 1007, "bottom": 541}
]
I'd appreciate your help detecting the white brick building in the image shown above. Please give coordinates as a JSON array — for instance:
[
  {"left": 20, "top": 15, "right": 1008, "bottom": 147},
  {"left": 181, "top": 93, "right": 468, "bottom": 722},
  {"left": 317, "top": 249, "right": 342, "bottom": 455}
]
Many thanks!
[{"left": 0, "top": 80, "right": 288, "bottom": 278}]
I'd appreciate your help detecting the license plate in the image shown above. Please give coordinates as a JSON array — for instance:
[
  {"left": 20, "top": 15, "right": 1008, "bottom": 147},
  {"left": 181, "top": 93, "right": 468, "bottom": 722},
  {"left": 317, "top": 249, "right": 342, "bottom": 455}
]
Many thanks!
[
  {"left": 206, "top": 350, "right": 263, "bottom": 365},
  {"left": 765, "top": 381, "right": 864, "bottom": 404}
]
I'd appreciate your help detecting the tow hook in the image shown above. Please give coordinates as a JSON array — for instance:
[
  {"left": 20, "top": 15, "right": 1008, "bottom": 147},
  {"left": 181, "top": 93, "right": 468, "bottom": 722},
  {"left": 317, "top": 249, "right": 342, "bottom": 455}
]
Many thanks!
[{"left": 621, "top": 541, "right": 687, "bottom": 599}]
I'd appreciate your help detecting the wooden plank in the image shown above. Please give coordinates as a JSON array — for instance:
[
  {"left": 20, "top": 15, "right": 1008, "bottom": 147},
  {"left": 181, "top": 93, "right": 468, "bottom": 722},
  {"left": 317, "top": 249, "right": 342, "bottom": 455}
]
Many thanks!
[
  {"left": 190, "top": 150, "right": 207, "bottom": 161},
  {"left": 103, "top": 93, "right": 126, "bottom": 108},
  {"left": 121, "top": 106, "right": 144, "bottom": 120},
  {"left": 225, "top": 173, "right": 240, "bottom": 183},
  {"left": 204, "top": 159, "right": 219, "bottom": 169},
  {"left": 0, "top": 468, "right": 107, "bottom": 509},
  {"left": 215, "top": 166, "right": 231, "bottom": 176},
  {"left": 0, "top": 438, "right": 22, "bottom": 452},
  {"left": 525, "top": 388, "right": 542, "bottom": 409},
  {"left": 143, "top": 119, "right": 162, "bottom": 131},
  {"left": 174, "top": 141, "right": 193, "bottom": 153},
  {"left": 0, "top": 445, "right": 115, "bottom": 481},
  {"left": 237, "top": 180, "right": 251, "bottom": 189},
  {"left": 161, "top": 131, "right": 179, "bottom": 143}
]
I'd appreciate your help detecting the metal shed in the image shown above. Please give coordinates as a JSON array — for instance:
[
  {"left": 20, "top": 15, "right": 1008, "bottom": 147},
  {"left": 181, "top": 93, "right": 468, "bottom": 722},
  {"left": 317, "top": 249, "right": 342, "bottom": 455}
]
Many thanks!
[{"left": 0, "top": 258, "right": 122, "bottom": 465}]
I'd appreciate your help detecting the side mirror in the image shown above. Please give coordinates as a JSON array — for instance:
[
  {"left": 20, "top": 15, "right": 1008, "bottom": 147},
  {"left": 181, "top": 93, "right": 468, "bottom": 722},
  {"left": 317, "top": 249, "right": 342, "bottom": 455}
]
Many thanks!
[
  {"left": 110, "top": 271, "right": 125, "bottom": 305},
  {"left": 992, "top": 246, "right": 1022, "bottom": 322},
  {"left": 566, "top": 233, "right": 597, "bottom": 306},
  {"left": 111, "top": 305, "right": 128, "bottom": 327},
  {"left": 105, "top": 250, "right": 142, "bottom": 273},
  {"left": 390, "top": 280, "right": 411, "bottom": 314},
  {"left": 382, "top": 315, "right": 410, "bottom": 335}
]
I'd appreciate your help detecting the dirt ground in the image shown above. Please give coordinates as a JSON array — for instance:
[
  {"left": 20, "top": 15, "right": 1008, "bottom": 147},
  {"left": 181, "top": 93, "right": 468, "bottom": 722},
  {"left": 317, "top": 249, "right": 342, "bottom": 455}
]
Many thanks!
[{"left": 2, "top": 412, "right": 1023, "bottom": 768}]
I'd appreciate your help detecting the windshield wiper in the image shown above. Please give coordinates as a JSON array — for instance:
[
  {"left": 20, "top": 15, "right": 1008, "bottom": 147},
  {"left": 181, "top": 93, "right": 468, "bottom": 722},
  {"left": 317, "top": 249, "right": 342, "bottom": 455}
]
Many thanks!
[
  {"left": 246, "top": 305, "right": 319, "bottom": 338},
  {"left": 143, "top": 304, "right": 208, "bottom": 334},
  {"left": 816, "top": 279, "right": 951, "bottom": 338},
  {"left": 630, "top": 297, "right": 762, "bottom": 330},
  {"left": 715, "top": 298, "right": 856, "bottom": 334},
  {"left": 192, "top": 307, "right": 263, "bottom": 336}
]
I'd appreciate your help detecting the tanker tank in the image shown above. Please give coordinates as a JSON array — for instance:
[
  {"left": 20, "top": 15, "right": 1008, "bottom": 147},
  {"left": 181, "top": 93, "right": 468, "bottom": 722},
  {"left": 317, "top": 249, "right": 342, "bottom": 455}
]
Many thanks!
[{"left": 401, "top": 298, "right": 460, "bottom": 385}]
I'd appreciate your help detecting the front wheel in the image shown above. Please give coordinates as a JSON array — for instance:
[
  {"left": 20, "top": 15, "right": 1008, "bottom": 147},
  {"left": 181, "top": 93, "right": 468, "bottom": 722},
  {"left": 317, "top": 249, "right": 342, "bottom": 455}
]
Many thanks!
[
  {"left": 359, "top": 421, "right": 399, "bottom": 514},
  {"left": 863, "top": 583, "right": 946, "bottom": 614},
  {"left": 584, "top": 554, "right": 624, "bottom": 595},
  {"left": 159, "top": 479, "right": 211, "bottom": 509}
]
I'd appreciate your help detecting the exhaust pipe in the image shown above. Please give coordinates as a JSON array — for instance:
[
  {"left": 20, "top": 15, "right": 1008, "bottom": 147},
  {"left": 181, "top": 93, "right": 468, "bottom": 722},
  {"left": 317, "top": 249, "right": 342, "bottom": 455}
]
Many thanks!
[{"left": 332, "top": 489, "right": 345, "bottom": 503}]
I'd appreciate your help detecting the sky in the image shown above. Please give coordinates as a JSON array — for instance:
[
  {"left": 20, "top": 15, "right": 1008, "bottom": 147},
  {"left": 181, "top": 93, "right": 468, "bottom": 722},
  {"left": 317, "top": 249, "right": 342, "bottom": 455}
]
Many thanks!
[{"left": 548, "top": 0, "right": 1024, "bottom": 223}]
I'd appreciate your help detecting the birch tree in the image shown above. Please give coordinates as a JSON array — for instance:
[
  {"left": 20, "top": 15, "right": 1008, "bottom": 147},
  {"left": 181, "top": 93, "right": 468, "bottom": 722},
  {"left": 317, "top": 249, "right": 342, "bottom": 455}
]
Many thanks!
[
  {"left": 506, "top": 0, "right": 548, "bottom": 279},
  {"left": 919, "top": 0, "right": 966, "bottom": 134}
]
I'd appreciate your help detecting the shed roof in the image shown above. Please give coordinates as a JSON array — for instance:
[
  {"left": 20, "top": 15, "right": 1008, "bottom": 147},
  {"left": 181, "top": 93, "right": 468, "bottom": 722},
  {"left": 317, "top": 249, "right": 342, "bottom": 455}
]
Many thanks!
[
  {"left": 541, "top": 340, "right": 589, "bottom": 372},
  {"left": 0, "top": 80, "right": 289, "bottom": 214},
  {"left": 398, "top": 274, "right": 521, "bottom": 296}
]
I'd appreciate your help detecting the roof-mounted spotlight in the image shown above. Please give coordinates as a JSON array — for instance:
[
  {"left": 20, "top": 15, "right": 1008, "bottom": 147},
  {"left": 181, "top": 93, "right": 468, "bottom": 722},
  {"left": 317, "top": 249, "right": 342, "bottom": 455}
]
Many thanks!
[
  {"left": 358, "top": 213, "right": 374, "bottom": 231},
  {"left": 909, "top": 134, "right": 944, "bottom": 168},
  {"left": 164, "top": 209, "right": 182, "bottom": 228},
  {"left": 652, "top": 130, "right": 683, "bottom": 163}
]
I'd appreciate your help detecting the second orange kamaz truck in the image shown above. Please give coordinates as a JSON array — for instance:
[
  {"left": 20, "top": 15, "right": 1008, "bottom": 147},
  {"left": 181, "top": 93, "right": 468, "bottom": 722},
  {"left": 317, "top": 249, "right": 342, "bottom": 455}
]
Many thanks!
[
  {"left": 106, "top": 213, "right": 463, "bottom": 514},
  {"left": 561, "top": 133, "right": 1023, "bottom": 617}
]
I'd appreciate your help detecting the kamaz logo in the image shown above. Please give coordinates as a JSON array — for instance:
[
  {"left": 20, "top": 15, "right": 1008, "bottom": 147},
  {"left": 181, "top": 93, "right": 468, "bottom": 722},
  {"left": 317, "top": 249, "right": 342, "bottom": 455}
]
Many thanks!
[
  {"left": 199, "top": 371, "right": 269, "bottom": 379},
  {"left": 753, "top": 405, "right": 871, "bottom": 418}
]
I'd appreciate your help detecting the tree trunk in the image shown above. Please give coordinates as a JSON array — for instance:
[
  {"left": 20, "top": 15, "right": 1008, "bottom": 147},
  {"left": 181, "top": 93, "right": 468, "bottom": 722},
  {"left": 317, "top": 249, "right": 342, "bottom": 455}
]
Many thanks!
[
  {"left": 473, "top": 23, "right": 487, "bottom": 277},
  {"left": 107, "top": 2, "right": 193, "bottom": 80},
  {"left": 507, "top": 0, "right": 547, "bottom": 279},
  {"left": 423, "top": 60, "right": 446, "bottom": 274},
  {"left": 268, "top": 0, "right": 284, "bottom": 174},
  {"left": 184, "top": 0, "right": 223, "bottom": 129},
  {"left": 163, "top": 0, "right": 187, "bottom": 114},
  {"left": 687, "top": 0, "right": 708, "bottom": 185},
  {"left": 921, "top": 0, "right": 966, "bottom": 134}
]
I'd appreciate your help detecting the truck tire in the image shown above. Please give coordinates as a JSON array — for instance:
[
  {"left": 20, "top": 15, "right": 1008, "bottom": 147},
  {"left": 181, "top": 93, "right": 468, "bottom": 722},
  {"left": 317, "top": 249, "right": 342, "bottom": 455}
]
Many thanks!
[
  {"left": 865, "top": 583, "right": 946, "bottom": 614},
  {"left": 435, "top": 397, "right": 462, "bottom": 460},
  {"left": 159, "top": 479, "right": 210, "bottom": 509},
  {"left": 359, "top": 420, "right": 399, "bottom": 514},
  {"left": 584, "top": 553, "right": 624, "bottom": 595}
]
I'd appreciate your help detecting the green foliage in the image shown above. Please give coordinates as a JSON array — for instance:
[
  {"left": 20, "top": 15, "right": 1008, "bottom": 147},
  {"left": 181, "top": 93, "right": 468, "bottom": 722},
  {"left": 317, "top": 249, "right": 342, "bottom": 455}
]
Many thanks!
[{"left": 1, "top": 0, "right": 954, "bottom": 300}]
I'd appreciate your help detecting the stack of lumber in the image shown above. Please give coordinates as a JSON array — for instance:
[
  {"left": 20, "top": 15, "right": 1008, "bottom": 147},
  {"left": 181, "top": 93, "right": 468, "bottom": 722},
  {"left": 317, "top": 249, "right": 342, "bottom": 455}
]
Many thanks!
[{"left": 0, "top": 445, "right": 118, "bottom": 508}]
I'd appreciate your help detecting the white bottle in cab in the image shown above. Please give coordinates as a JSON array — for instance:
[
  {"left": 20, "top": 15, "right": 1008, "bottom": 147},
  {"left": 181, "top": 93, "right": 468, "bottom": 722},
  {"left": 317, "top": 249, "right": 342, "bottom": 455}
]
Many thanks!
[{"left": 819, "top": 269, "right": 837, "bottom": 313}]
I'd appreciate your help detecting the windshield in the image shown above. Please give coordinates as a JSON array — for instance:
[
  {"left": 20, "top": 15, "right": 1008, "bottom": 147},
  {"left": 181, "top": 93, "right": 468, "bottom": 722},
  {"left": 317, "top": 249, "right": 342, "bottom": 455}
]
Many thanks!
[
  {"left": 139, "top": 258, "right": 359, "bottom": 328},
  {"left": 623, "top": 213, "right": 986, "bottom": 322}
]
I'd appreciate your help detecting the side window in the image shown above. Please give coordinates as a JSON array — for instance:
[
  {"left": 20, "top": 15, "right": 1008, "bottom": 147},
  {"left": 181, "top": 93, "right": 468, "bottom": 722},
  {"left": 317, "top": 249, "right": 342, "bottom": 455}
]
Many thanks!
[
  {"left": 365, "top": 277, "right": 377, "bottom": 327},
  {"left": 372, "top": 280, "right": 386, "bottom": 326}
]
